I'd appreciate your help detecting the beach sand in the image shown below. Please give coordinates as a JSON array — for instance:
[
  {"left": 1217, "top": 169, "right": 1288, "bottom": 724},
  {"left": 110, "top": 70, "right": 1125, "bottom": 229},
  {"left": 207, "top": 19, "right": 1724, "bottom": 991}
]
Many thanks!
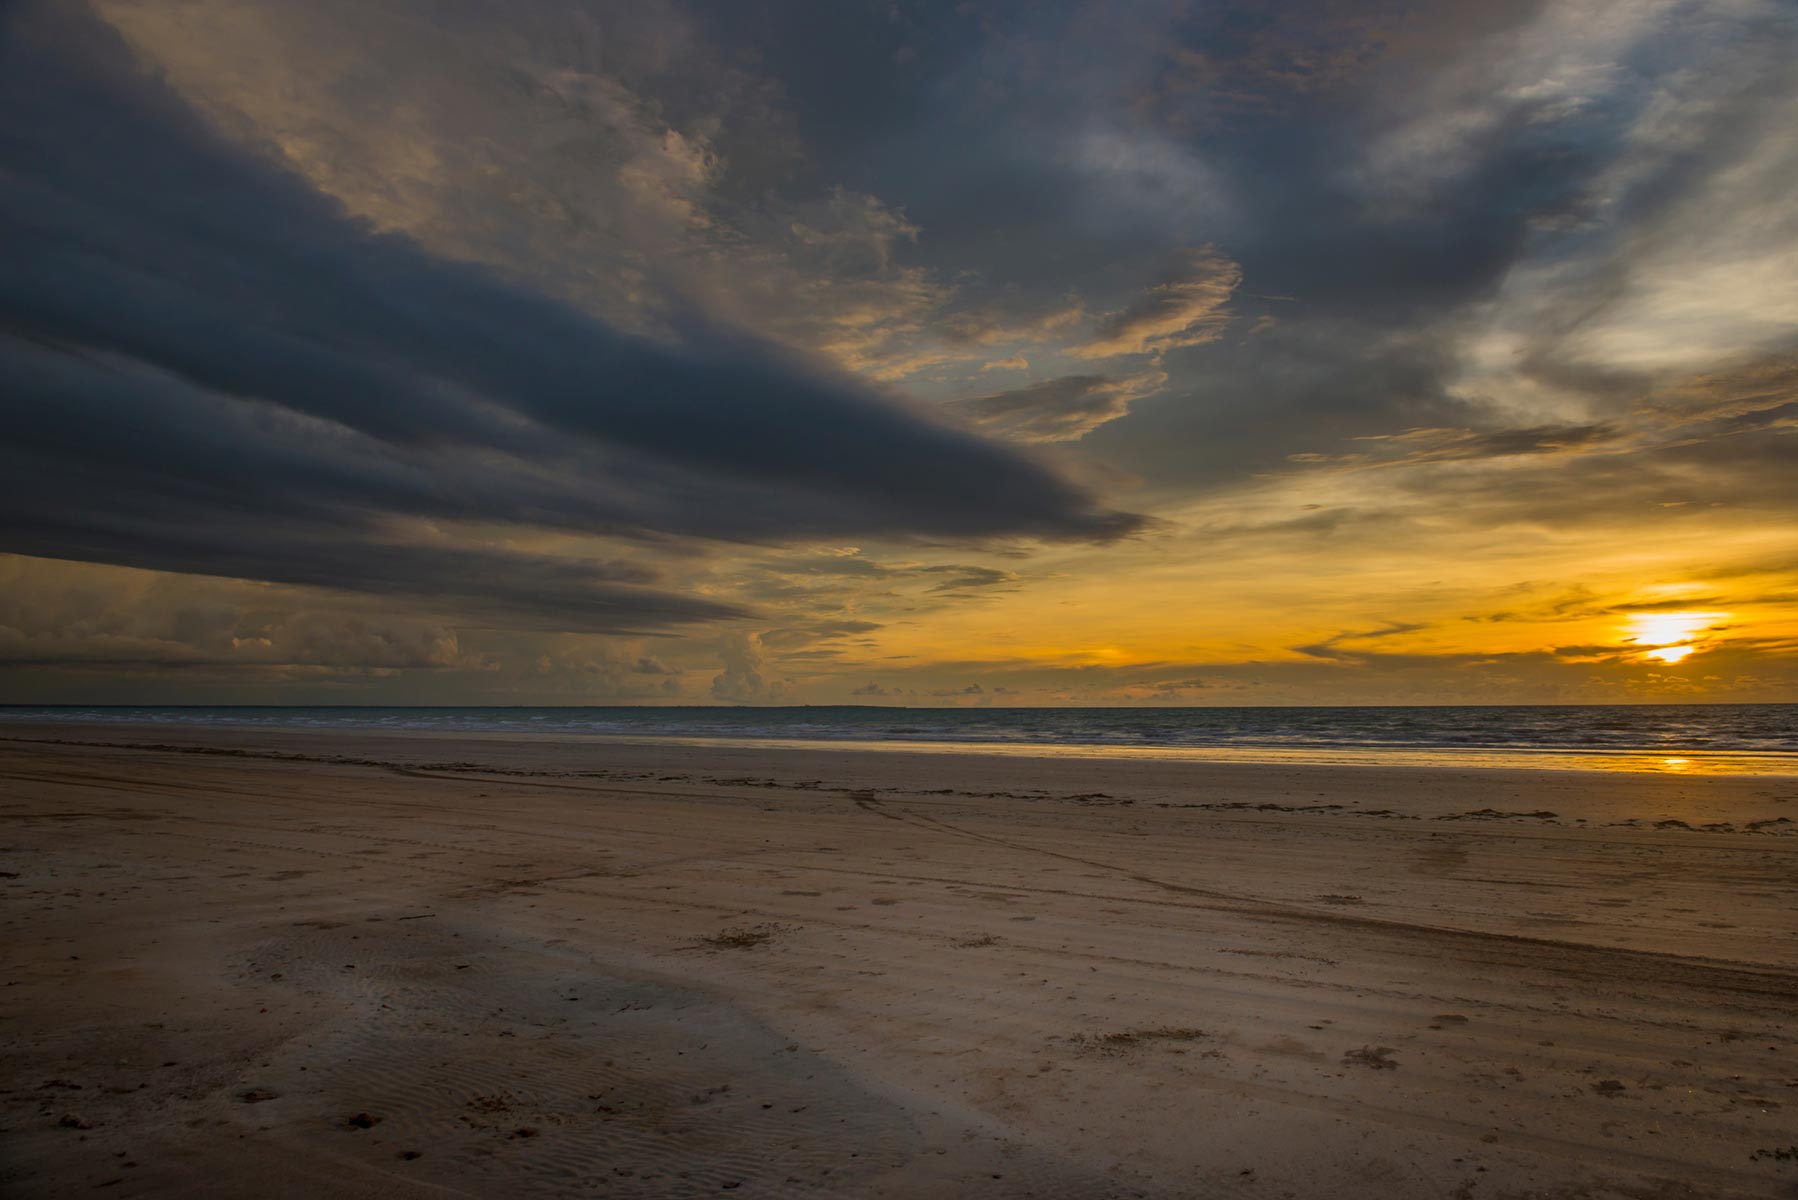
[{"left": 1, "top": 723, "right": 1794, "bottom": 1198}]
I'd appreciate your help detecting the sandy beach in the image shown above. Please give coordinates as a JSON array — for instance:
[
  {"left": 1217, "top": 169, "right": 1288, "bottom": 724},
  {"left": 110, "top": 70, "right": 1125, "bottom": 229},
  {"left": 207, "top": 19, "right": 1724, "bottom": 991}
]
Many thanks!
[{"left": 1, "top": 723, "right": 1794, "bottom": 1198}]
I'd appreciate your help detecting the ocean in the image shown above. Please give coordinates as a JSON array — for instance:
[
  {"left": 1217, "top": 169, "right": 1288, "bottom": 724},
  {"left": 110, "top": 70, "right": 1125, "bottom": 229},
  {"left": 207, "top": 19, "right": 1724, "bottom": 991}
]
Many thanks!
[{"left": 3, "top": 703, "right": 1794, "bottom": 773}]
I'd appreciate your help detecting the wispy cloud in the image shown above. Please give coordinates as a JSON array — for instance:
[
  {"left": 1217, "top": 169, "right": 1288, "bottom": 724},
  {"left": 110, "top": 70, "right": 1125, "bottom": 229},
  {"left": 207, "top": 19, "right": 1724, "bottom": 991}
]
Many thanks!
[
  {"left": 1070, "top": 250, "right": 1240, "bottom": 359},
  {"left": 955, "top": 372, "right": 1167, "bottom": 443}
]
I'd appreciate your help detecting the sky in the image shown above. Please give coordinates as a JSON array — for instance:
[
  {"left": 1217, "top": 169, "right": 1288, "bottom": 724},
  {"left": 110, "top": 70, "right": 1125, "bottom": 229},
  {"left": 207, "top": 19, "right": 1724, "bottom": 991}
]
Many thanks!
[{"left": 1, "top": 0, "right": 1795, "bottom": 707}]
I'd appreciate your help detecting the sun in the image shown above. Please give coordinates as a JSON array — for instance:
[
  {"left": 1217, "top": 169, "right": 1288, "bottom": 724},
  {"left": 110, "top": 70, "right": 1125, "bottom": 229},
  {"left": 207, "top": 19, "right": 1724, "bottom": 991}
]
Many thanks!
[{"left": 1622, "top": 611, "right": 1723, "bottom": 664}]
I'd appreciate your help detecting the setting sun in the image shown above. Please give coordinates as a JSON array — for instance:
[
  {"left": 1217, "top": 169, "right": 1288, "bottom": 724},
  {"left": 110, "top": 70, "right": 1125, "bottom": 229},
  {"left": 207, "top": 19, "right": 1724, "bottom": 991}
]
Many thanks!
[{"left": 1623, "top": 611, "right": 1725, "bottom": 664}]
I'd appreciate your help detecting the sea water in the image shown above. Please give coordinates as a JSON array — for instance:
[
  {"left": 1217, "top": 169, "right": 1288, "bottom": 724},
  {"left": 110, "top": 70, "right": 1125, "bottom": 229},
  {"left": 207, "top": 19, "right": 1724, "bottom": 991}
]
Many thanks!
[{"left": 3, "top": 703, "right": 1794, "bottom": 773}]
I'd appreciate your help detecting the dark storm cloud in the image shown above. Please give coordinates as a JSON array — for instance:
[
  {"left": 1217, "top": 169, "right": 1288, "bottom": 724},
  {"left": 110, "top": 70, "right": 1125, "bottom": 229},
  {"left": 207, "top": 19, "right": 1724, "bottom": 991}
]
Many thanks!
[
  {"left": 687, "top": 1, "right": 1790, "bottom": 491},
  {"left": 1084, "top": 119, "right": 1615, "bottom": 482},
  {"left": 820, "top": 0, "right": 1550, "bottom": 475},
  {"left": 0, "top": 5, "right": 1137, "bottom": 635},
  {"left": 0, "top": 332, "right": 749, "bottom": 633}
]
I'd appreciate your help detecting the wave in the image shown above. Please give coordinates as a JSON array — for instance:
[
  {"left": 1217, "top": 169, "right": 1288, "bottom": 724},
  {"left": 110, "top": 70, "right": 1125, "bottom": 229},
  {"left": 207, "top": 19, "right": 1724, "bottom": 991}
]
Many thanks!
[{"left": 4, "top": 703, "right": 1794, "bottom": 757}]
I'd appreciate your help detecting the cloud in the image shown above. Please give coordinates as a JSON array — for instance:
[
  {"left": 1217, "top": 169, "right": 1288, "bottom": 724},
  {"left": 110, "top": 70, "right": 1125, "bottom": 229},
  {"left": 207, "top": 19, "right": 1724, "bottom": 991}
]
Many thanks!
[
  {"left": 1294, "top": 622, "right": 1432, "bottom": 662},
  {"left": 1362, "top": 370, "right": 1798, "bottom": 529},
  {"left": 0, "top": 3, "right": 1139, "bottom": 636},
  {"left": 938, "top": 299, "right": 1087, "bottom": 347},
  {"left": 101, "top": 0, "right": 995, "bottom": 388},
  {"left": 805, "top": 619, "right": 885, "bottom": 637},
  {"left": 0, "top": 556, "right": 478, "bottom": 674},
  {"left": 1283, "top": 422, "right": 1623, "bottom": 470},
  {"left": 711, "top": 632, "right": 780, "bottom": 703},
  {"left": 1052, "top": 2, "right": 1790, "bottom": 502},
  {"left": 1374, "top": 424, "right": 1619, "bottom": 461},
  {"left": 529, "top": 648, "right": 687, "bottom": 699},
  {"left": 739, "top": 186, "right": 966, "bottom": 380},
  {"left": 1140, "top": 2, "right": 1435, "bottom": 121},
  {"left": 759, "top": 619, "right": 884, "bottom": 650},
  {"left": 1071, "top": 250, "right": 1240, "bottom": 359},
  {"left": 0, "top": 611, "right": 467, "bottom": 675},
  {"left": 921, "top": 567, "right": 1020, "bottom": 593},
  {"left": 1451, "top": 10, "right": 1798, "bottom": 385},
  {"left": 955, "top": 372, "right": 1167, "bottom": 442},
  {"left": 728, "top": 551, "right": 1027, "bottom": 625},
  {"left": 1093, "top": 318, "right": 1475, "bottom": 488},
  {"left": 1345, "top": 0, "right": 1668, "bottom": 212}
]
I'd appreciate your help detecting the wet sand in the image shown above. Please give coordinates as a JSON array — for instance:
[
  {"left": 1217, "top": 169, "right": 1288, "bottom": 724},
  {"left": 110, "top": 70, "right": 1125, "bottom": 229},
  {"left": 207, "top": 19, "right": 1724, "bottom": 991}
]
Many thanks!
[{"left": 1, "top": 723, "right": 1794, "bottom": 1198}]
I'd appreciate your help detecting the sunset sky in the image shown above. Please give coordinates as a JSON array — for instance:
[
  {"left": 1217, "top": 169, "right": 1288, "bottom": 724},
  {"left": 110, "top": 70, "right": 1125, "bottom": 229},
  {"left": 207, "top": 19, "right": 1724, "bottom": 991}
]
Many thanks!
[{"left": 2, "top": 0, "right": 1794, "bottom": 706}]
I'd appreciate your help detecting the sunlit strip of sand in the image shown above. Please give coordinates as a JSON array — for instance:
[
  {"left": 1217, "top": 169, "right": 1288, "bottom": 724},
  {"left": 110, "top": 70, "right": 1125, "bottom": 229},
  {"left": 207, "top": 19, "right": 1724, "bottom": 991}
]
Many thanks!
[{"left": 543, "top": 733, "right": 1798, "bottom": 776}]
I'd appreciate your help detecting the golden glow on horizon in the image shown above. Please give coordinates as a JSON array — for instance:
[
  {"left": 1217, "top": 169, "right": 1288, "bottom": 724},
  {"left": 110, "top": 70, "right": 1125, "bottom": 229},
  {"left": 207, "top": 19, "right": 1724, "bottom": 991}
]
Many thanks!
[
  {"left": 848, "top": 510, "right": 1795, "bottom": 702},
  {"left": 1623, "top": 611, "right": 1724, "bottom": 664}
]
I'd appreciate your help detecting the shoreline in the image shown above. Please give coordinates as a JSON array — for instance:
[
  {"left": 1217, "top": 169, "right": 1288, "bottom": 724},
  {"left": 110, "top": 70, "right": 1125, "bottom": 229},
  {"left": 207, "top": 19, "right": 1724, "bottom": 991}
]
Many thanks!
[
  {"left": 3, "top": 724, "right": 1794, "bottom": 1197},
  {"left": 3, "top": 716, "right": 1795, "bottom": 777}
]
